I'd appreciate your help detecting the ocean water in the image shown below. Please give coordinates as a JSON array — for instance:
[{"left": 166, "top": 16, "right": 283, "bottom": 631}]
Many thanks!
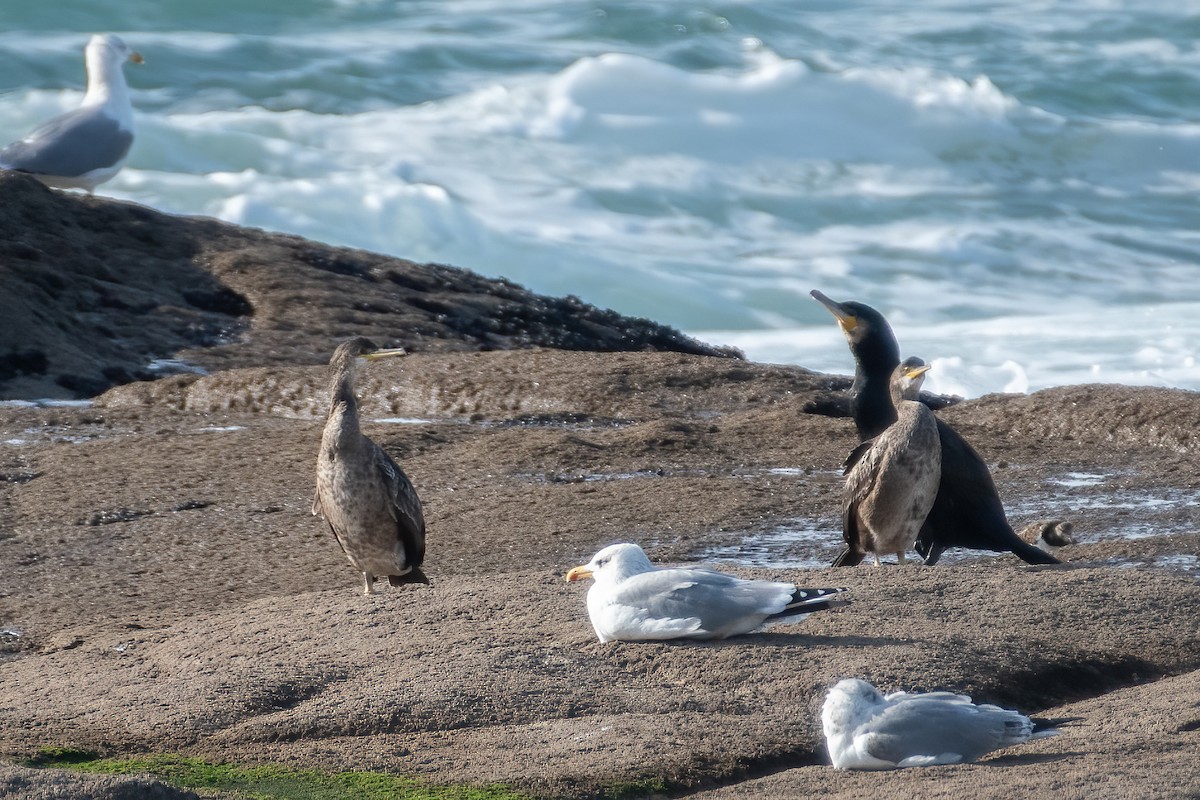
[{"left": 2, "top": 1, "right": 1198, "bottom": 397}]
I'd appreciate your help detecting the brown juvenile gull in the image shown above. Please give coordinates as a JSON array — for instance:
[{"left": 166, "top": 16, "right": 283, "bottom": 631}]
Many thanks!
[
  {"left": 0, "top": 34, "right": 142, "bottom": 193},
  {"left": 1020, "top": 519, "right": 1077, "bottom": 552},
  {"left": 838, "top": 357, "right": 940, "bottom": 567},
  {"left": 565, "top": 542, "right": 848, "bottom": 642},
  {"left": 313, "top": 337, "right": 428, "bottom": 595},
  {"left": 822, "top": 678, "right": 1059, "bottom": 770}
]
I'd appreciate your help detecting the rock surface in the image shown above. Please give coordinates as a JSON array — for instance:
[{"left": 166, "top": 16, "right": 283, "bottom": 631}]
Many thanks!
[
  {"left": 0, "top": 172, "right": 735, "bottom": 400},
  {"left": 0, "top": 184, "right": 1197, "bottom": 799}
]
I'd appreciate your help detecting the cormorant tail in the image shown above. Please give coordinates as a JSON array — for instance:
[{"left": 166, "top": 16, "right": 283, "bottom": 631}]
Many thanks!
[
  {"left": 831, "top": 547, "right": 866, "bottom": 568},
  {"left": 1008, "top": 538, "right": 1062, "bottom": 565}
]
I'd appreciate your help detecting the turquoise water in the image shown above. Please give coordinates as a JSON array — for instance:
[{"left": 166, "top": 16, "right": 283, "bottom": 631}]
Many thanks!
[{"left": 2, "top": 1, "right": 1197, "bottom": 396}]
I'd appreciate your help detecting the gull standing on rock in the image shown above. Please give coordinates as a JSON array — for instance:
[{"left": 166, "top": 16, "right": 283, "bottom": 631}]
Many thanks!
[
  {"left": 822, "top": 678, "right": 1059, "bottom": 770},
  {"left": 0, "top": 34, "right": 143, "bottom": 193},
  {"left": 565, "top": 542, "right": 848, "bottom": 642},
  {"left": 313, "top": 337, "right": 428, "bottom": 595},
  {"left": 839, "top": 358, "right": 940, "bottom": 567}
]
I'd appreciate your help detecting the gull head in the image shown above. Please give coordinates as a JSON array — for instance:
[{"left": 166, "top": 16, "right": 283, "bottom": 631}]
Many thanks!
[
  {"left": 88, "top": 34, "right": 144, "bottom": 68},
  {"left": 565, "top": 542, "right": 656, "bottom": 587},
  {"left": 823, "top": 678, "right": 886, "bottom": 733}
]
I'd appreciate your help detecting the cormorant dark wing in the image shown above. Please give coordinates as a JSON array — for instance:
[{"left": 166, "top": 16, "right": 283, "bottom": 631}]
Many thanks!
[
  {"left": 373, "top": 443, "right": 426, "bottom": 570},
  {"left": 916, "top": 419, "right": 1058, "bottom": 565},
  {"left": 842, "top": 439, "right": 875, "bottom": 475}
]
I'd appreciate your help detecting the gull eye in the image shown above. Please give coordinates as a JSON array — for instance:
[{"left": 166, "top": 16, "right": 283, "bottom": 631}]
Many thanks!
[{"left": 597, "top": 557, "right": 610, "bottom": 567}]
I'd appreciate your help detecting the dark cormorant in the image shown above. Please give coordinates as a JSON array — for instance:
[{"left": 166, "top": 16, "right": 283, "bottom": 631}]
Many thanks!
[
  {"left": 811, "top": 290, "right": 1059, "bottom": 566},
  {"left": 313, "top": 337, "right": 429, "bottom": 594},
  {"left": 838, "top": 358, "right": 940, "bottom": 567},
  {"left": 810, "top": 291, "right": 901, "bottom": 439}
]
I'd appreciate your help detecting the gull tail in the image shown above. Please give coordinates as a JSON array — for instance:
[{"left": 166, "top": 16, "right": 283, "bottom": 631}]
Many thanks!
[
  {"left": 769, "top": 587, "right": 850, "bottom": 622},
  {"left": 1030, "top": 715, "right": 1073, "bottom": 738}
]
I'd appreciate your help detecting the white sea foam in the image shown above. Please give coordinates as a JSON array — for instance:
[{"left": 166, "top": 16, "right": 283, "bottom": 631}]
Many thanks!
[
  {"left": 2, "top": 3, "right": 1198, "bottom": 399},
  {"left": 700, "top": 300, "right": 1200, "bottom": 397}
]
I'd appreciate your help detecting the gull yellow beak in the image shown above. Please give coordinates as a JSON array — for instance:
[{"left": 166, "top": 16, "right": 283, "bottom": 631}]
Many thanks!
[
  {"left": 810, "top": 289, "right": 858, "bottom": 332},
  {"left": 363, "top": 347, "right": 408, "bottom": 361},
  {"left": 905, "top": 364, "right": 931, "bottom": 380},
  {"left": 565, "top": 565, "right": 593, "bottom": 582},
  {"left": 130, "top": 52, "right": 144, "bottom": 65}
]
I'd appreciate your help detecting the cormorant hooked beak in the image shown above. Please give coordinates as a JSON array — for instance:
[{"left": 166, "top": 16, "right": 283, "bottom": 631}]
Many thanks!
[
  {"left": 811, "top": 289, "right": 858, "bottom": 332},
  {"left": 904, "top": 363, "right": 931, "bottom": 380}
]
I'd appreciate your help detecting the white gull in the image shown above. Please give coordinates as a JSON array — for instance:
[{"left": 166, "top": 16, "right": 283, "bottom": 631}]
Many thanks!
[
  {"left": 822, "top": 678, "right": 1059, "bottom": 770},
  {"left": 565, "top": 542, "right": 848, "bottom": 642},
  {"left": 1, "top": 34, "right": 142, "bottom": 193}
]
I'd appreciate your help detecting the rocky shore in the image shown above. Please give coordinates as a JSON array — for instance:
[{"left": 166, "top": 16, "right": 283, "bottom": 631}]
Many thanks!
[{"left": 0, "top": 176, "right": 1197, "bottom": 799}]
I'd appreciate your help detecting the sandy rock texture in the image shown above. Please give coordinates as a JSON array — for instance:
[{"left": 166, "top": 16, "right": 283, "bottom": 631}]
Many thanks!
[
  {"left": 0, "top": 182, "right": 1197, "bottom": 798},
  {"left": 0, "top": 764, "right": 197, "bottom": 800},
  {"left": 0, "top": 351, "right": 1197, "bottom": 798}
]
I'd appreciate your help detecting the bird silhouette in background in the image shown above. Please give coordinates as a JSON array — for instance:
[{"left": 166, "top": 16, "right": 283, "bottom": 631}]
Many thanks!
[{"left": 1, "top": 34, "right": 142, "bottom": 193}]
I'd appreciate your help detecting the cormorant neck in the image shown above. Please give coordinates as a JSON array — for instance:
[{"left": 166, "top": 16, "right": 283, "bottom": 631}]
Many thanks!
[
  {"left": 852, "top": 385, "right": 897, "bottom": 441},
  {"left": 850, "top": 340, "right": 900, "bottom": 441},
  {"left": 324, "top": 364, "right": 363, "bottom": 450}
]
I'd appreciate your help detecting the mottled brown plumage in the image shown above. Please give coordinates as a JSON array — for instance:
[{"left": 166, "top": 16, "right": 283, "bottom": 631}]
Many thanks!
[
  {"left": 312, "top": 337, "right": 428, "bottom": 594},
  {"left": 839, "top": 358, "right": 940, "bottom": 567},
  {"left": 1020, "top": 519, "right": 1076, "bottom": 551}
]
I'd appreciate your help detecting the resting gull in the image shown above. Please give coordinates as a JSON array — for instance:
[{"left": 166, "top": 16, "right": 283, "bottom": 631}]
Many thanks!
[
  {"left": 822, "top": 678, "right": 1059, "bottom": 770},
  {"left": 564, "top": 542, "right": 848, "bottom": 642},
  {"left": 0, "top": 34, "right": 142, "bottom": 193}
]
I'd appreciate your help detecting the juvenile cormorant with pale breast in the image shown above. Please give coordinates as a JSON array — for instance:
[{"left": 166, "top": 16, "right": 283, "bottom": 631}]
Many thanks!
[
  {"left": 838, "top": 358, "right": 940, "bottom": 567},
  {"left": 313, "top": 337, "right": 428, "bottom": 594},
  {"left": 811, "top": 290, "right": 1059, "bottom": 566}
]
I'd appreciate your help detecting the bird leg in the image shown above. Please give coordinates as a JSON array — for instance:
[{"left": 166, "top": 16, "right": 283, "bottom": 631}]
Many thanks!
[
  {"left": 362, "top": 572, "right": 376, "bottom": 596},
  {"left": 873, "top": 553, "right": 883, "bottom": 567},
  {"left": 897, "top": 552, "right": 907, "bottom": 565}
]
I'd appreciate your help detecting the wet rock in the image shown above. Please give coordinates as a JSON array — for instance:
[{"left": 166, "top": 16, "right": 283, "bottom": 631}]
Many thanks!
[{"left": 0, "top": 172, "right": 737, "bottom": 400}]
